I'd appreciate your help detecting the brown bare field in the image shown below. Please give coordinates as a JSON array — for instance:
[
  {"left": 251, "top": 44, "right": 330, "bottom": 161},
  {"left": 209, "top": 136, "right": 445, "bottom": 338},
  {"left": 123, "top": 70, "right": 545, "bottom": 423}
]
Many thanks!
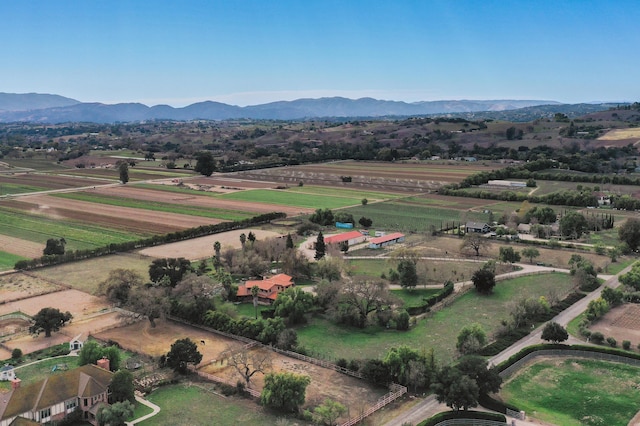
[
  {"left": 29, "top": 253, "right": 152, "bottom": 295},
  {"left": 598, "top": 128, "right": 640, "bottom": 141},
  {"left": 186, "top": 176, "right": 279, "bottom": 189},
  {"left": 232, "top": 160, "right": 506, "bottom": 192},
  {"left": 95, "top": 318, "right": 243, "bottom": 358},
  {"left": 202, "top": 346, "right": 384, "bottom": 416},
  {"left": 4, "top": 194, "right": 220, "bottom": 233},
  {"left": 590, "top": 303, "right": 640, "bottom": 345},
  {"left": 0, "top": 173, "right": 102, "bottom": 190},
  {"left": 138, "top": 229, "right": 285, "bottom": 260},
  {"left": 0, "top": 235, "right": 43, "bottom": 258},
  {"left": 0, "top": 272, "right": 62, "bottom": 303}
]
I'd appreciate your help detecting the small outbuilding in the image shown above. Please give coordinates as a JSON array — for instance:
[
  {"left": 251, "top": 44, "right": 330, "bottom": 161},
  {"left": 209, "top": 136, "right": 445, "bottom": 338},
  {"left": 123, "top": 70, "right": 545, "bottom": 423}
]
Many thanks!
[
  {"left": 69, "top": 334, "right": 85, "bottom": 352},
  {"left": 324, "top": 231, "right": 366, "bottom": 247},
  {"left": 369, "top": 232, "right": 405, "bottom": 249},
  {"left": 0, "top": 364, "right": 16, "bottom": 381}
]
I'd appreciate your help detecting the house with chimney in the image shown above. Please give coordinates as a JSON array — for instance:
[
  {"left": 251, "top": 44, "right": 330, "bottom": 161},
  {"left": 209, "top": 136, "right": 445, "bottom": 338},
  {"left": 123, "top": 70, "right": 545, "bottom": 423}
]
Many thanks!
[{"left": 0, "top": 359, "right": 113, "bottom": 426}]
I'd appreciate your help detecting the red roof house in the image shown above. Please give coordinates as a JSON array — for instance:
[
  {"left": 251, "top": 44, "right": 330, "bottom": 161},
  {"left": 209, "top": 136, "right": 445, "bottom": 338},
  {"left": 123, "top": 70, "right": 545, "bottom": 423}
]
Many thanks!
[{"left": 236, "top": 273, "right": 295, "bottom": 304}]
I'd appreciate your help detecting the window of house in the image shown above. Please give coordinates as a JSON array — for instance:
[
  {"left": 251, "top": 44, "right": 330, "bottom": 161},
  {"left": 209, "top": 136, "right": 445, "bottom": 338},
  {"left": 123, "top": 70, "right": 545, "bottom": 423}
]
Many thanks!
[
  {"left": 66, "top": 400, "right": 77, "bottom": 410},
  {"left": 84, "top": 398, "right": 88, "bottom": 406},
  {"left": 40, "top": 408, "right": 51, "bottom": 420}
]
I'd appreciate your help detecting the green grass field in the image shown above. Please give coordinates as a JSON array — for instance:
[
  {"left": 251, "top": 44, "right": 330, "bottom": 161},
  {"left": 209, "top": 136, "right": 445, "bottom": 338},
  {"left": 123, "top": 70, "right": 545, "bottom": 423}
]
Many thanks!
[
  {"left": 502, "top": 358, "right": 640, "bottom": 426},
  {"left": 0, "top": 182, "right": 47, "bottom": 195},
  {"left": 0, "top": 251, "right": 26, "bottom": 271},
  {"left": 219, "top": 189, "right": 363, "bottom": 209},
  {"left": 54, "top": 192, "right": 254, "bottom": 221},
  {"left": 342, "top": 200, "right": 490, "bottom": 233},
  {"left": 286, "top": 185, "right": 400, "bottom": 201},
  {"left": 139, "top": 383, "right": 289, "bottom": 426},
  {"left": 296, "top": 273, "right": 573, "bottom": 362},
  {"left": 13, "top": 356, "right": 80, "bottom": 386},
  {"left": 0, "top": 207, "right": 144, "bottom": 250},
  {"left": 391, "top": 288, "right": 441, "bottom": 307}
]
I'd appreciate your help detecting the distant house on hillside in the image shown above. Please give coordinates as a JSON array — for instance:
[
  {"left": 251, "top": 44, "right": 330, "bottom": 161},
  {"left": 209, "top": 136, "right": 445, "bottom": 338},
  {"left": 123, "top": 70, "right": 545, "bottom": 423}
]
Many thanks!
[
  {"left": 594, "top": 192, "right": 611, "bottom": 206},
  {"left": 236, "top": 274, "right": 295, "bottom": 304},
  {"left": 487, "top": 180, "right": 527, "bottom": 188},
  {"left": 369, "top": 232, "right": 405, "bottom": 249},
  {"left": 0, "top": 363, "right": 113, "bottom": 426},
  {"left": 465, "top": 222, "right": 490, "bottom": 234}
]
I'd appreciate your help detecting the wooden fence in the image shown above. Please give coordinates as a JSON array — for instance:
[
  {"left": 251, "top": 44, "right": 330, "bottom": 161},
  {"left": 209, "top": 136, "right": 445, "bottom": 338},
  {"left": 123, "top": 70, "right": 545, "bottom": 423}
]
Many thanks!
[
  {"left": 340, "top": 383, "right": 407, "bottom": 426},
  {"left": 194, "top": 369, "right": 261, "bottom": 398}
]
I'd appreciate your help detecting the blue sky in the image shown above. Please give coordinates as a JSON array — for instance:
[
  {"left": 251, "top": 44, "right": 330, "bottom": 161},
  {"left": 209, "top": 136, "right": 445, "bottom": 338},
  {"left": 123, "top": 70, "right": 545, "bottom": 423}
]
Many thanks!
[{"left": 2, "top": 0, "right": 638, "bottom": 106}]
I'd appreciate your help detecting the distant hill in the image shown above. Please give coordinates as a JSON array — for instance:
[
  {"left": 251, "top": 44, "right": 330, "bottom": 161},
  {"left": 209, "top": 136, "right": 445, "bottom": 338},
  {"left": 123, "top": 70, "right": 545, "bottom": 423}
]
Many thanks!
[
  {"left": 0, "top": 93, "right": 571, "bottom": 123},
  {"left": 0, "top": 92, "right": 80, "bottom": 112}
]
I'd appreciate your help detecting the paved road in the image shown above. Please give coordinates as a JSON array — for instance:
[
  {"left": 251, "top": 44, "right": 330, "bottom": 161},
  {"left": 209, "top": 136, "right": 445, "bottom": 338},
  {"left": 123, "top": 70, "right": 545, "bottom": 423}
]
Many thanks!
[{"left": 383, "top": 262, "right": 633, "bottom": 426}]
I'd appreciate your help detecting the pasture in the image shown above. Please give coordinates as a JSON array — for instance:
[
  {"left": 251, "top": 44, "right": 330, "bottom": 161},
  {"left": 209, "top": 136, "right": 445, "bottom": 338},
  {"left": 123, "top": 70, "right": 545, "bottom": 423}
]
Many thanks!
[
  {"left": 219, "top": 188, "right": 365, "bottom": 209},
  {"left": 501, "top": 358, "right": 640, "bottom": 426},
  {"left": 138, "top": 383, "right": 293, "bottom": 426},
  {"left": 296, "top": 273, "right": 575, "bottom": 362},
  {"left": 0, "top": 251, "right": 26, "bottom": 271}
]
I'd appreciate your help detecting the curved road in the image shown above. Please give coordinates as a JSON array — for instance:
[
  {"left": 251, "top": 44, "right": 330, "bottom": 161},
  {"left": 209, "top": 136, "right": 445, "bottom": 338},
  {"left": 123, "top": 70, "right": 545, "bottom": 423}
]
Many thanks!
[{"left": 383, "top": 262, "right": 634, "bottom": 426}]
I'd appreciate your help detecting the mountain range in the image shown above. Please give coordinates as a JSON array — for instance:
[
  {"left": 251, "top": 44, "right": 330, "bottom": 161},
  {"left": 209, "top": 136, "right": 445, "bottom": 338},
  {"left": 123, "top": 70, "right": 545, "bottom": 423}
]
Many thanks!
[{"left": 0, "top": 92, "right": 567, "bottom": 123}]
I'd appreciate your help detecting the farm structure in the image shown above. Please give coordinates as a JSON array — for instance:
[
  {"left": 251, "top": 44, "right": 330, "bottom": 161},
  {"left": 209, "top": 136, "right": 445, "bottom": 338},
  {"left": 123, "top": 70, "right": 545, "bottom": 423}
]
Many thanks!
[
  {"left": 465, "top": 222, "right": 491, "bottom": 234},
  {"left": 324, "top": 231, "right": 366, "bottom": 248},
  {"left": 0, "top": 365, "right": 15, "bottom": 381},
  {"left": 487, "top": 179, "right": 527, "bottom": 188},
  {"left": 69, "top": 333, "right": 85, "bottom": 352},
  {"left": 236, "top": 273, "right": 295, "bottom": 304},
  {"left": 368, "top": 232, "right": 405, "bottom": 249},
  {"left": 0, "top": 364, "right": 113, "bottom": 426}
]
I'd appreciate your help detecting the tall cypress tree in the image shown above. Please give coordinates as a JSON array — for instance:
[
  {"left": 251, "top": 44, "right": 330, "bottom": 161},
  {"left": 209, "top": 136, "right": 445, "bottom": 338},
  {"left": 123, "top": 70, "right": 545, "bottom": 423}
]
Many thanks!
[{"left": 314, "top": 231, "right": 326, "bottom": 260}]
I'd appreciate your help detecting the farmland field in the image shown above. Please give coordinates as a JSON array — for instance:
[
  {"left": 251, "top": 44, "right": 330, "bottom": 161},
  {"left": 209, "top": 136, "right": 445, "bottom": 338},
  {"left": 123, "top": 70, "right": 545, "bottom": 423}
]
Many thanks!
[
  {"left": 0, "top": 251, "right": 26, "bottom": 271},
  {"left": 219, "top": 188, "right": 365, "bottom": 209},
  {"left": 296, "top": 273, "right": 574, "bottom": 361},
  {"left": 341, "top": 199, "right": 491, "bottom": 233},
  {"left": 501, "top": 358, "right": 640, "bottom": 426}
]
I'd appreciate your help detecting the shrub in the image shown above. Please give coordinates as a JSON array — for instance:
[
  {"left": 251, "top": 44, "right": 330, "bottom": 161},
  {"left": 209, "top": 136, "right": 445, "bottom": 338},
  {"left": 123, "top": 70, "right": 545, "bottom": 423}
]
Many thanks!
[
  {"left": 11, "top": 348, "right": 22, "bottom": 360},
  {"left": 590, "top": 331, "right": 605, "bottom": 344},
  {"left": 606, "top": 337, "right": 617, "bottom": 347},
  {"left": 623, "top": 340, "right": 631, "bottom": 350}
]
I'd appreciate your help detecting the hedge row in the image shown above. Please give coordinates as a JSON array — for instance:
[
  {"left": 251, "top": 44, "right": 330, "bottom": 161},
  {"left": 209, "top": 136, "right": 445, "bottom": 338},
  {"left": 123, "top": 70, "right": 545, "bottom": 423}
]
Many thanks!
[
  {"left": 406, "top": 281, "right": 455, "bottom": 316},
  {"left": 14, "top": 212, "right": 286, "bottom": 270},
  {"left": 419, "top": 410, "right": 507, "bottom": 426}
]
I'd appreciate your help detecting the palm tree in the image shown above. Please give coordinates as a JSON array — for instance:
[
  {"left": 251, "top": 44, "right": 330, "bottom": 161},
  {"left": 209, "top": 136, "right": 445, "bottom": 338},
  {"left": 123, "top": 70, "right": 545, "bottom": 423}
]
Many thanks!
[{"left": 251, "top": 285, "right": 260, "bottom": 319}]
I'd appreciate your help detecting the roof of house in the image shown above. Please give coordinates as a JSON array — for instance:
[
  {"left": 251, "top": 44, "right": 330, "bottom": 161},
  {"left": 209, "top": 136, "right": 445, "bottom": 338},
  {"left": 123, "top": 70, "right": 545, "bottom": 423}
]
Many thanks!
[
  {"left": 0, "top": 364, "right": 113, "bottom": 421},
  {"left": 324, "top": 231, "right": 364, "bottom": 244},
  {"left": 9, "top": 417, "right": 40, "bottom": 426},
  {"left": 466, "top": 222, "right": 489, "bottom": 229},
  {"left": 1, "top": 364, "right": 14, "bottom": 372},
  {"left": 369, "top": 232, "right": 405, "bottom": 244},
  {"left": 237, "top": 274, "right": 294, "bottom": 297}
]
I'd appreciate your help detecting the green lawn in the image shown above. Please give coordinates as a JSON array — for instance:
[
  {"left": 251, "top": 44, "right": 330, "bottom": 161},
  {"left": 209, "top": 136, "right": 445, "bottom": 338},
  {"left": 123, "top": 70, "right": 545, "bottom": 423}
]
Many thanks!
[
  {"left": 53, "top": 192, "right": 254, "bottom": 221},
  {"left": 391, "top": 288, "right": 442, "bottom": 307},
  {"left": 0, "top": 182, "right": 47, "bottom": 195},
  {"left": 139, "top": 383, "right": 296, "bottom": 426},
  {"left": 341, "top": 201, "right": 490, "bottom": 233},
  {"left": 297, "top": 273, "right": 574, "bottom": 362},
  {"left": 0, "top": 251, "right": 26, "bottom": 271},
  {"left": 286, "top": 185, "right": 400, "bottom": 201},
  {"left": 13, "top": 356, "right": 80, "bottom": 386},
  {"left": 502, "top": 358, "right": 640, "bottom": 426},
  {"left": 0, "top": 207, "right": 144, "bottom": 250},
  {"left": 219, "top": 189, "right": 362, "bottom": 209}
]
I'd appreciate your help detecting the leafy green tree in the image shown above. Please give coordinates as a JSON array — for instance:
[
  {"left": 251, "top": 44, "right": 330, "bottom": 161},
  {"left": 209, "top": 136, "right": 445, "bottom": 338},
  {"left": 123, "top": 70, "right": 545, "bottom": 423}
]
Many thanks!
[
  {"left": 314, "top": 231, "right": 326, "bottom": 260},
  {"left": 471, "top": 268, "right": 496, "bottom": 294},
  {"left": 98, "top": 269, "right": 143, "bottom": 306},
  {"left": 541, "top": 321, "right": 569, "bottom": 343},
  {"left": 309, "top": 208, "right": 334, "bottom": 226},
  {"left": 78, "top": 340, "right": 104, "bottom": 365},
  {"left": 273, "top": 287, "right": 315, "bottom": 325},
  {"left": 149, "top": 258, "right": 193, "bottom": 286},
  {"left": 499, "top": 247, "right": 521, "bottom": 264},
  {"left": 194, "top": 151, "right": 216, "bottom": 176},
  {"left": 29, "top": 307, "right": 72, "bottom": 337},
  {"left": 456, "top": 356, "right": 502, "bottom": 397},
  {"left": 261, "top": 372, "right": 311, "bottom": 413},
  {"left": 361, "top": 198, "right": 368, "bottom": 205},
  {"left": 522, "top": 247, "right": 540, "bottom": 264},
  {"left": 286, "top": 233, "right": 294, "bottom": 249},
  {"left": 601, "top": 287, "right": 624, "bottom": 307},
  {"left": 560, "top": 211, "right": 588, "bottom": 239},
  {"left": 43, "top": 237, "right": 66, "bottom": 255},
  {"left": 620, "top": 262, "right": 640, "bottom": 290},
  {"left": 117, "top": 161, "right": 129, "bottom": 184},
  {"left": 383, "top": 345, "right": 422, "bottom": 385},
  {"left": 313, "top": 399, "right": 347, "bottom": 426},
  {"left": 618, "top": 218, "right": 640, "bottom": 251},
  {"left": 456, "top": 323, "right": 487, "bottom": 355},
  {"left": 110, "top": 370, "right": 135, "bottom": 403},
  {"left": 166, "top": 338, "right": 202, "bottom": 374},
  {"left": 524, "top": 206, "right": 556, "bottom": 224},
  {"left": 586, "top": 297, "right": 609, "bottom": 321},
  {"left": 358, "top": 216, "right": 373, "bottom": 228},
  {"left": 397, "top": 259, "right": 418, "bottom": 290},
  {"left": 431, "top": 366, "right": 479, "bottom": 412},
  {"left": 97, "top": 401, "right": 134, "bottom": 426}
]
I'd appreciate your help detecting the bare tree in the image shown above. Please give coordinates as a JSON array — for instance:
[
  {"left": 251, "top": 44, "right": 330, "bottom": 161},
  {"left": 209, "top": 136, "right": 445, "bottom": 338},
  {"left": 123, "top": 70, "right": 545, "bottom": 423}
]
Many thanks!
[
  {"left": 227, "top": 346, "right": 272, "bottom": 387},
  {"left": 126, "top": 284, "right": 170, "bottom": 328},
  {"left": 460, "top": 234, "right": 490, "bottom": 257}
]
